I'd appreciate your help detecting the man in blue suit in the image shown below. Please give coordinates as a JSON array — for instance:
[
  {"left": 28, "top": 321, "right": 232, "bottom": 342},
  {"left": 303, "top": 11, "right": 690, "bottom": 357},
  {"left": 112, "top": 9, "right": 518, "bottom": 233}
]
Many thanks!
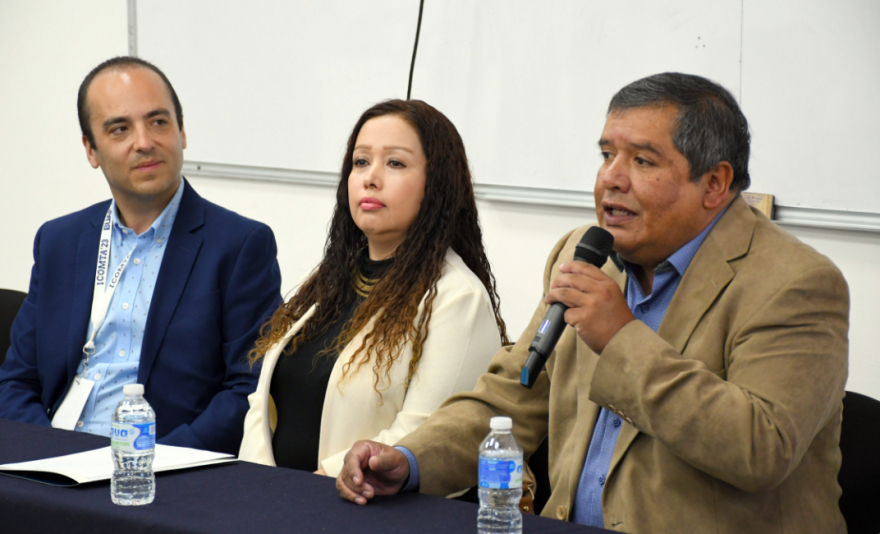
[{"left": 0, "top": 57, "right": 282, "bottom": 455}]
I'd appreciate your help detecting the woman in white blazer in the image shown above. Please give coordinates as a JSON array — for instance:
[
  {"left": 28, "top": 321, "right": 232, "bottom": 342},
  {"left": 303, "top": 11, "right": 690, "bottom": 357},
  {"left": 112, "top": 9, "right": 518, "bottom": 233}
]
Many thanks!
[{"left": 239, "top": 100, "right": 508, "bottom": 477}]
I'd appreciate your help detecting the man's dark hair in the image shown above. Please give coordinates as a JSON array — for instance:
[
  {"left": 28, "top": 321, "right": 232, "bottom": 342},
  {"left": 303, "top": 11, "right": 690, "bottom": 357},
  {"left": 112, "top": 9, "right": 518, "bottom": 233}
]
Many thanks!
[
  {"left": 609, "top": 72, "right": 750, "bottom": 192},
  {"left": 77, "top": 56, "right": 184, "bottom": 149}
]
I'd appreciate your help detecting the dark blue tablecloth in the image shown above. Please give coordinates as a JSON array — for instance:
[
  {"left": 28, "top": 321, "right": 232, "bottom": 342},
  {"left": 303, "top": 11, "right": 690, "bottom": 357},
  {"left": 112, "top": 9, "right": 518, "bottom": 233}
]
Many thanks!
[{"left": 0, "top": 419, "right": 609, "bottom": 534}]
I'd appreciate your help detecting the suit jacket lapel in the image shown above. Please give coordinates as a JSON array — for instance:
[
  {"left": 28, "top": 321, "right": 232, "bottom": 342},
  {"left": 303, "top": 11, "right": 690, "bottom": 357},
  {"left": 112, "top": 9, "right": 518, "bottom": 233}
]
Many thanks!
[
  {"left": 66, "top": 205, "right": 110, "bottom": 382},
  {"left": 564, "top": 257, "right": 627, "bottom": 500},
  {"left": 564, "top": 340, "right": 603, "bottom": 500},
  {"left": 138, "top": 181, "right": 205, "bottom": 384},
  {"left": 656, "top": 196, "right": 755, "bottom": 353},
  {"left": 606, "top": 196, "right": 755, "bottom": 478}
]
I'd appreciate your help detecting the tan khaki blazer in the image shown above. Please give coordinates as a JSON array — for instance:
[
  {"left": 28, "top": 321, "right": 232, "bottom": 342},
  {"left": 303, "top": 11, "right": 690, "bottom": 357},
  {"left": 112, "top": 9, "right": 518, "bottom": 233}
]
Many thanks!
[
  {"left": 398, "top": 196, "right": 849, "bottom": 533},
  {"left": 239, "top": 250, "right": 502, "bottom": 476}
]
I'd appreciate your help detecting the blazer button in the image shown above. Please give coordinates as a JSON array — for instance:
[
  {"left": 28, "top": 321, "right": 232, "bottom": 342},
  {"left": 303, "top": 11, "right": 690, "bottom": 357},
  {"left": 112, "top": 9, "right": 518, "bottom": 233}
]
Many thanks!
[{"left": 556, "top": 505, "right": 567, "bottom": 520}]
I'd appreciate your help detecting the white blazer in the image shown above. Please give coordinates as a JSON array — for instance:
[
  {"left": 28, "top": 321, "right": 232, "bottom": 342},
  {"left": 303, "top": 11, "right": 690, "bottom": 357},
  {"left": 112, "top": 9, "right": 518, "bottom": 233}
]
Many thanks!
[{"left": 238, "top": 250, "right": 502, "bottom": 476}]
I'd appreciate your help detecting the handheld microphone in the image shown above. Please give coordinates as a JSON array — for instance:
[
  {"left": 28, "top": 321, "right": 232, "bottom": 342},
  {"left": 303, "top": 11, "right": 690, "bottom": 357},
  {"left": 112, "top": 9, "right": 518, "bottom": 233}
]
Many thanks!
[{"left": 520, "top": 227, "right": 614, "bottom": 388}]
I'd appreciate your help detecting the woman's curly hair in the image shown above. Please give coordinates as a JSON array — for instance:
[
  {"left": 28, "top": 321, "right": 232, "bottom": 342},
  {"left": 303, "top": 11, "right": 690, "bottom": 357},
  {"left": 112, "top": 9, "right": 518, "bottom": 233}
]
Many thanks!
[{"left": 249, "top": 99, "right": 508, "bottom": 393}]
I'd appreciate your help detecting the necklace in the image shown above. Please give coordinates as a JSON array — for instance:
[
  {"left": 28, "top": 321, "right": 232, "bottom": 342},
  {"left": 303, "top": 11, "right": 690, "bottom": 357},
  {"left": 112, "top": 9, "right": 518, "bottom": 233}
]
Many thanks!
[{"left": 353, "top": 270, "right": 380, "bottom": 298}]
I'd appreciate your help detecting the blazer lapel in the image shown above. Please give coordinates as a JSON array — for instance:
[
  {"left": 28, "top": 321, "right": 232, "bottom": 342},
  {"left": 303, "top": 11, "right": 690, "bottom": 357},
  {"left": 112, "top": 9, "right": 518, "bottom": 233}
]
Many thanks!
[
  {"left": 138, "top": 182, "right": 205, "bottom": 384},
  {"left": 259, "top": 305, "right": 316, "bottom": 393},
  {"left": 562, "top": 256, "right": 627, "bottom": 499},
  {"left": 659, "top": 195, "right": 755, "bottom": 354},
  {"left": 564, "top": 339, "right": 603, "bottom": 500},
  {"left": 260, "top": 305, "right": 316, "bottom": 450},
  {"left": 657, "top": 244, "right": 734, "bottom": 355},
  {"left": 606, "top": 196, "right": 755, "bottom": 478},
  {"left": 66, "top": 206, "right": 109, "bottom": 382},
  {"left": 595, "top": 259, "right": 641, "bottom": 486}
]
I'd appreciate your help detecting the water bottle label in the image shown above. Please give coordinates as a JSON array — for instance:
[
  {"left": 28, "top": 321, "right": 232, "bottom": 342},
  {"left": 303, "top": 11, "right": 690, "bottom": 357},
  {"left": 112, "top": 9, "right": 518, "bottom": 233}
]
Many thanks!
[
  {"left": 111, "top": 421, "right": 156, "bottom": 453},
  {"left": 478, "top": 456, "right": 524, "bottom": 489}
]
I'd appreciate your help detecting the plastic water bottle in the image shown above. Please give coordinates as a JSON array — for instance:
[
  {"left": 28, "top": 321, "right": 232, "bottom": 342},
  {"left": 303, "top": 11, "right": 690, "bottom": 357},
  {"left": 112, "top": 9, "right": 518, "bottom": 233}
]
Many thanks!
[
  {"left": 478, "top": 416, "right": 523, "bottom": 534},
  {"left": 111, "top": 383, "right": 156, "bottom": 505}
]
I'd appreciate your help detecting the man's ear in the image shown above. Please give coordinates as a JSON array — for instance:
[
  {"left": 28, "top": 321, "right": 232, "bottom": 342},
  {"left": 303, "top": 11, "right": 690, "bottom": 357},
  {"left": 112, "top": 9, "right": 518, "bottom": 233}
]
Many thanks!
[
  {"left": 83, "top": 136, "right": 100, "bottom": 169},
  {"left": 702, "top": 161, "right": 734, "bottom": 210},
  {"left": 181, "top": 126, "right": 187, "bottom": 150}
]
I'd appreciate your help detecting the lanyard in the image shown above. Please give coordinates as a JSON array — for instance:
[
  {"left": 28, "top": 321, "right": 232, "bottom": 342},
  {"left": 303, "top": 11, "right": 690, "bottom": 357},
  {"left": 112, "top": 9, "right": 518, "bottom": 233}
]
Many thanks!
[{"left": 79, "top": 206, "right": 137, "bottom": 381}]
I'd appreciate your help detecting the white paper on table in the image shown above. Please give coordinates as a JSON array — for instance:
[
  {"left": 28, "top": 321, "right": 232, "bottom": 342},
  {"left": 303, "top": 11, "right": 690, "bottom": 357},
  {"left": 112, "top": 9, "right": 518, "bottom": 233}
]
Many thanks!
[{"left": 0, "top": 444, "right": 236, "bottom": 486}]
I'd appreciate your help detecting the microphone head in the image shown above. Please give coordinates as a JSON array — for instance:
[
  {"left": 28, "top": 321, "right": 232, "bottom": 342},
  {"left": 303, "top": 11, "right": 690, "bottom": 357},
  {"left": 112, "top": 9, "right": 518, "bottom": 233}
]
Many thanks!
[{"left": 574, "top": 226, "right": 614, "bottom": 267}]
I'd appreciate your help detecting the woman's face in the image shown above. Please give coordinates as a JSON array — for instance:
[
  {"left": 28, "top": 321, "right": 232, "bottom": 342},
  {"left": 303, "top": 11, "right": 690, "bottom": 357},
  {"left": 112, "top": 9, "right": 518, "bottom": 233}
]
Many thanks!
[{"left": 348, "top": 115, "right": 427, "bottom": 260}]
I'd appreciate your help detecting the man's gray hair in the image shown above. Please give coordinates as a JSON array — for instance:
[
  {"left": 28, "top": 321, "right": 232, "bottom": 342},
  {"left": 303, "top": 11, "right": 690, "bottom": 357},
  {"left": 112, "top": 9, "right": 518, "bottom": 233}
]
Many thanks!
[{"left": 609, "top": 72, "right": 750, "bottom": 192}]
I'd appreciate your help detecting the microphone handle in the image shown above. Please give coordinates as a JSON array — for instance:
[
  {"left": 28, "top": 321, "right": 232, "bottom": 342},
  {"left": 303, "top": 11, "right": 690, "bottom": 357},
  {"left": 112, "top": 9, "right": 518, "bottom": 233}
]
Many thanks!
[{"left": 521, "top": 302, "right": 568, "bottom": 388}]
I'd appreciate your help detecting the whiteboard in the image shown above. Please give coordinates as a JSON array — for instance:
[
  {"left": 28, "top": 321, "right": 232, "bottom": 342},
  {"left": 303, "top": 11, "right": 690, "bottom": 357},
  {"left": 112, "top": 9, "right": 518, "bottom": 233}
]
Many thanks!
[
  {"left": 138, "top": 0, "right": 419, "bottom": 173},
  {"left": 137, "top": 0, "right": 880, "bottom": 213},
  {"left": 411, "top": 0, "right": 741, "bottom": 192},
  {"left": 741, "top": 0, "right": 880, "bottom": 212}
]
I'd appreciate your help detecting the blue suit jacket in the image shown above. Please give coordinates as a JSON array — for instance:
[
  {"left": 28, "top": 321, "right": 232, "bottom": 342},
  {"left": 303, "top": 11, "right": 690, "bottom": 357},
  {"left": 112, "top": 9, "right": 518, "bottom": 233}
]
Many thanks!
[{"left": 0, "top": 181, "right": 282, "bottom": 454}]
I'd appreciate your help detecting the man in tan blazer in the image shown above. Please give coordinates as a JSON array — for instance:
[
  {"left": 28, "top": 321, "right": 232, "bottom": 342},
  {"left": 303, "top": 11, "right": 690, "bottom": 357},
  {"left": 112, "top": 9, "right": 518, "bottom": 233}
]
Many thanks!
[{"left": 336, "top": 73, "right": 849, "bottom": 533}]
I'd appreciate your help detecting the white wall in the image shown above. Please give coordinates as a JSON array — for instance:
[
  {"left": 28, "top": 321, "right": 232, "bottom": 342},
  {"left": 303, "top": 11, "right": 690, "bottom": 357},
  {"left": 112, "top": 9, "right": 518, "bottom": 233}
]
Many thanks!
[
  {"left": 1, "top": 2, "right": 878, "bottom": 400},
  {"left": 0, "top": 1, "right": 128, "bottom": 291}
]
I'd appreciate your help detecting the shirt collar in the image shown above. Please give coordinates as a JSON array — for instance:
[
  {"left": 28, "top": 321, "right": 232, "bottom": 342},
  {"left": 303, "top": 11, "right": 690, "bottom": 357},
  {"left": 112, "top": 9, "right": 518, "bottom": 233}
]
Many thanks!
[
  {"left": 610, "top": 204, "right": 729, "bottom": 277},
  {"left": 110, "top": 180, "right": 185, "bottom": 244}
]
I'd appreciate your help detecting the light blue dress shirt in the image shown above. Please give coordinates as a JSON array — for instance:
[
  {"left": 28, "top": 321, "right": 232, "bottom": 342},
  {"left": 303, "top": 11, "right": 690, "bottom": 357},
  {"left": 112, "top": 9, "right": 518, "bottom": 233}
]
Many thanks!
[
  {"left": 397, "top": 210, "right": 727, "bottom": 509},
  {"left": 76, "top": 181, "right": 185, "bottom": 436},
  {"left": 571, "top": 208, "right": 726, "bottom": 526}
]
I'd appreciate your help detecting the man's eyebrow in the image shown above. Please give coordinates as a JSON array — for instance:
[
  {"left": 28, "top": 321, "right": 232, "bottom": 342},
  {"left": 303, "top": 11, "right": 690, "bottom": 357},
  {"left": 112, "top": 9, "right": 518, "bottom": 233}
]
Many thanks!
[
  {"left": 630, "top": 142, "right": 663, "bottom": 157},
  {"left": 145, "top": 109, "right": 171, "bottom": 119},
  {"left": 102, "top": 117, "right": 128, "bottom": 130},
  {"left": 101, "top": 109, "right": 171, "bottom": 130},
  {"left": 597, "top": 138, "right": 664, "bottom": 157}
]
